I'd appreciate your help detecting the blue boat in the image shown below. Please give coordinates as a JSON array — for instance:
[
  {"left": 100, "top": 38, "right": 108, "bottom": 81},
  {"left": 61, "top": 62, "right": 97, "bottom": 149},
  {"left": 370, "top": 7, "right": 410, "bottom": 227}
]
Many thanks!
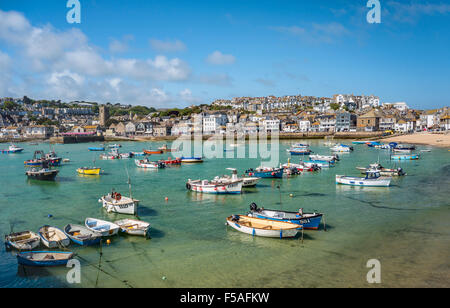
[
  {"left": 89, "top": 147, "right": 105, "bottom": 151},
  {"left": 391, "top": 154, "right": 420, "bottom": 160},
  {"left": 17, "top": 251, "right": 74, "bottom": 267},
  {"left": 64, "top": 224, "right": 102, "bottom": 246},
  {"left": 247, "top": 203, "right": 323, "bottom": 230},
  {"left": 246, "top": 167, "right": 283, "bottom": 178},
  {"left": 288, "top": 148, "right": 312, "bottom": 155}
]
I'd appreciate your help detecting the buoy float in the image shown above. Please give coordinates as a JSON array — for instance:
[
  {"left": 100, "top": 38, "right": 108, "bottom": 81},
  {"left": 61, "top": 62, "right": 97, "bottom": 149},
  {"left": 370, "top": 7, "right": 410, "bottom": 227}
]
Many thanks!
[
  {"left": 165, "top": 197, "right": 168, "bottom": 202},
  {"left": 289, "top": 194, "right": 294, "bottom": 197},
  {"left": 106, "top": 239, "right": 111, "bottom": 245},
  {"left": 271, "top": 172, "right": 275, "bottom": 176}
]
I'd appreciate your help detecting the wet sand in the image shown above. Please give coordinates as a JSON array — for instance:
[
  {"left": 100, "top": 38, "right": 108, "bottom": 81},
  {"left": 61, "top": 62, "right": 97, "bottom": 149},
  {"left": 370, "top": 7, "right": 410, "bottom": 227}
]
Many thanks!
[{"left": 380, "top": 132, "right": 450, "bottom": 148}]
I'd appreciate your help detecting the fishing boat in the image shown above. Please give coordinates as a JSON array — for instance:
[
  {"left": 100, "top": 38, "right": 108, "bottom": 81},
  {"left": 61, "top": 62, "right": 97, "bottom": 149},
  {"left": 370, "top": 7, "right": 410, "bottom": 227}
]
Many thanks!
[
  {"left": 88, "top": 147, "right": 105, "bottom": 151},
  {"left": 180, "top": 157, "right": 203, "bottom": 163},
  {"left": 45, "top": 151, "right": 62, "bottom": 166},
  {"left": 100, "top": 148, "right": 120, "bottom": 160},
  {"left": 85, "top": 218, "right": 120, "bottom": 236},
  {"left": 186, "top": 176, "right": 243, "bottom": 194},
  {"left": 99, "top": 190, "right": 139, "bottom": 215},
  {"left": 336, "top": 169, "right": 391, "bottom": 187},
  {"left": 64, "top": 224, "right": 102, "bottom": 246},
  {"left": 0, "top": 144, "right": 24, "bottom": 154},
  {"left": 17, "top": 251, "right": 74, "bottom": 267},
  {"left": 115, "top": 219, "right": 150, "bottom": 237},
  {"left": 304, "top": 160, "right": 333, "bottom": 168},
  {"left": 287, "top": 148, "right": 312, "bottom": 155},
  {"left": 143, "top": 149, "right": 163, "bottom": 155},
  {"left": 245, "top": 166, "right": 283, "bottom": 178},
  {"left": 356, "top": 163, "right": 406, "bottom": 176},
  {"left": 247, "top": 203, "right": 323, "bottom": 230},
  {"left": 108, "top": 144, "right": 122, "bottom": 148},
  {"left": 25, "top": 161, "right": 59, "bottom": 181},
  {"left": 391, "top": 154, "right": 420, "bottom": 160},
  {"left": 331, "top": 144, "right": 354, "bottom": 152},
  {"left": 77, "top": 167, "right": 102, "bottom": 175},
  {"left": 38, "top": 226, "right": 71, "bottom": 248},
  {"left": 226, "top": 215, "right": 301, "bottom": 238},
  {"left": 5, "top": 231, "right": 41, "bottom": 250},
  {"left": 135, "top": 158, "right": 166, "bottom": 169},
  {"left": 159, "top": 157, "right": 182, "bottom": 165},
  {"left": 24, "top": 150, "right": 45, "bottom": 166},
  {"left": 309, "top": 154, "right": 339, "bottom": 162},
  {"left": 218, "top": 168, "right": 260, "bottom": 187}
]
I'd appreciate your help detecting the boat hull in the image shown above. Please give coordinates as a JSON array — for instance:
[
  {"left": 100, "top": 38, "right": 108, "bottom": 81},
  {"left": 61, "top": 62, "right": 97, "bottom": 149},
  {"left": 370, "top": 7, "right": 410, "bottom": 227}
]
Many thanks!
[
  {"left": 38, "top": 226, "right": 71, "bottom": 248},
  {"left": 64, "top": 224, "right": 101, "bottom": 246},
  {"left": 85, "top": 218, "right": 120, "bottom": 237},
  {"left": 26, "top": 169, "right": 59, "bottom": 180},
  {"left": 226, "top": 216, "right": 300, "bottom": 238},
  {"left": 187, "top": 180, "right": 243, "bottom": 194},
  {"left": 249, "top": 211, "right": 323, "bottom": 230},
  {"left": 17, "top": 251, "right": 73, "bottom": 267},
  {"left": 77, "top": 168, "right": 101, "bottom": 175},
  {"left": 100, "top": 196, "right": 138, "bottom": 215},
  {"left": 336, "top": 175, "right": 391, "bottom": 187},
  {"left": 248, "top": 169, "right": 283, "bottom": 178},
  {"left": 5, "top": 231, "right": 41, "bottom": 250}
]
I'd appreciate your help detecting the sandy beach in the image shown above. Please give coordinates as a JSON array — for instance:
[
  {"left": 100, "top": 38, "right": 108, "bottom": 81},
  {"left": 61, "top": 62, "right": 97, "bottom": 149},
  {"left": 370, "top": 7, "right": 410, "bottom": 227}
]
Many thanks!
[{"left": 380, "top": 132, "right": 450, "bottom": 148}]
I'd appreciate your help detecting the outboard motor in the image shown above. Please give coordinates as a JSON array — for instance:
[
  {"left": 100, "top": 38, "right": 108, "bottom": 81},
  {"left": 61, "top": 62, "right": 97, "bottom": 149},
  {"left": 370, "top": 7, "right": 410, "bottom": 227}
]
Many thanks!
[{"left": 250, "top": 203, "right": 258, "bottom": 212}]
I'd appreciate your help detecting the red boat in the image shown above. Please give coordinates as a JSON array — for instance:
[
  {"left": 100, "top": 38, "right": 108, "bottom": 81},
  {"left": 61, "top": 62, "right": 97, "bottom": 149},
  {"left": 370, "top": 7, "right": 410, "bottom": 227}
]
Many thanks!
[
  {"left": 159, "top": 157, "right": 181, "bottom": 165},
  {"left": 143, "top": 149, "right": 163, "bottom": 155}
]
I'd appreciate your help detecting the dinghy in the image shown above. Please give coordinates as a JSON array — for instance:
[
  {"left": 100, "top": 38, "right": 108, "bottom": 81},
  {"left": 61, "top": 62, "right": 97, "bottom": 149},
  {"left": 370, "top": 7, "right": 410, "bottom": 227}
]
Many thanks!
[
  {"left": 310, "top": 154, "right": 339, "bottom": 162},
  {"left": 17, "top": 251, "right": 74, "bottom": 267},
  {"left": 85, "top": 218, "right": 120, "bottom": 237},
  {"left": 143, "top": 149, "right": 163, "bottom": 155},
  {"left": 38, "top": 226, "right": 71, "bottom": 248},
  {"left": 64, "top": 224, "right": 102, "bottom": 246},
  {"left": 115, "top": 219, "right": 150, "bottom": 237},
  {"left": 88, "top": 147, "right": 105, "bottom": 151},
  {"left": 5, "top": 231, "right": 41, "bottom": 250},
  {"left": 336, "top": 169, "right": 391, "bottom": 187},
  {"left": 247, "top": 203, "right": 324, "bottom": 230},
  {"left": 226, "top": 215, "right": 301, "bottom": 238},
  {"left": 287, "top": 148, "right": 312, "bottom": 155},
  {"left": 391, "top": 154, "right": 420, "bottom": 160},
  {"left": 180, "top": 157, "right": 203, "bottom": 163},
  {"left": 331, "top": 144, "right": 353, "bottom": 152}
]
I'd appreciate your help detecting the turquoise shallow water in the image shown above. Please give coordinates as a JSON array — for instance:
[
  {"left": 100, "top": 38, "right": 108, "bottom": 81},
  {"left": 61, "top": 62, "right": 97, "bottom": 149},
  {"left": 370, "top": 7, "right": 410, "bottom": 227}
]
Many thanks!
[{"left": 0, "top": 140, "right": 449, "bottom": 288}]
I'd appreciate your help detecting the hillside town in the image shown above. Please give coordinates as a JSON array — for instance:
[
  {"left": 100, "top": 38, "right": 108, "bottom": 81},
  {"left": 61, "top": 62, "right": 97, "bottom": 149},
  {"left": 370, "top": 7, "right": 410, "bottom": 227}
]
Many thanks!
[{"left": 0, "top": 94, "right": 449, "bottom": 141}]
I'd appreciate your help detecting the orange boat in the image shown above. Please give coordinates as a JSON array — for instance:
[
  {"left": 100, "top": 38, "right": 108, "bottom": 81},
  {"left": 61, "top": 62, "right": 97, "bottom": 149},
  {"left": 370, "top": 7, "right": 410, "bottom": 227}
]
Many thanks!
[{"left": 143, "top": 149, "right": 163, "bottom": 155}]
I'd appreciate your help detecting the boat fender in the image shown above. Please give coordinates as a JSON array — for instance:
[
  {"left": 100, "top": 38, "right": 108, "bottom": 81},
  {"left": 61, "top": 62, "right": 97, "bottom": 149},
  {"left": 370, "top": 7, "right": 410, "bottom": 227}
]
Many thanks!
[{"left": 116, "top": 193, "right": 122, "bottom": 201}]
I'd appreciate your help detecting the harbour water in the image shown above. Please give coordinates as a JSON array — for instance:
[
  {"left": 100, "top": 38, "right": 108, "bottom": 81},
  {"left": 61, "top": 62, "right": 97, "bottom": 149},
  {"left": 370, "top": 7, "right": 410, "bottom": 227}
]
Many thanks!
[{"left": 0, "top": 140, "right": 449, "bottom": 288}]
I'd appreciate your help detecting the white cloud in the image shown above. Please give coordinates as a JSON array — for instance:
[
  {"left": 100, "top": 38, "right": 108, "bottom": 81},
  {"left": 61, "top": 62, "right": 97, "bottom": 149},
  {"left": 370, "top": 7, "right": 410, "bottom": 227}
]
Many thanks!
[
  {"left": 0, "top": 10, "right": 193, "bottom": 106},
  {"left": 150, "top": 39, "right": 186, "bottom": 52},
  {"left": 206, "top": 51, "right": 236, "bottom": 65}
]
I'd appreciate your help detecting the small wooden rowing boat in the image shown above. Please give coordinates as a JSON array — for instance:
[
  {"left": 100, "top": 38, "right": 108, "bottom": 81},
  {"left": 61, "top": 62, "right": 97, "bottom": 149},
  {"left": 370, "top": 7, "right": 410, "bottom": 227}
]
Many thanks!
[
  {"left": 115, "top": 219, "right": 150, "bottom": 237},
  {"left": 85, "top": 218, "right": 120, "bottom": 237},
  {"left": 17, "top": 251, "right": 73, "bottom": 267},
  {"left": 5, "top": 231, "right": 41, "bottom": 250},
  {"left": 226, "top": 215, "right": 301, "bottom": 238},
  {"left": 38, "top": 226, "right": 71, "bottom": 248},
  {"left": 64, "top": 224, "right": 101, "bottom": 246}
]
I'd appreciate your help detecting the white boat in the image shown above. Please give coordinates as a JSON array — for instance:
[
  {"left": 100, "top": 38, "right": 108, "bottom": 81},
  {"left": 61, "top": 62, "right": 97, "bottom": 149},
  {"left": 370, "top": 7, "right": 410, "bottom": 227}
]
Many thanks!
[
  {"left": 38, "top": 226, "right": 71, "bottom": 248},
  {"left": 219, "top": 168, "right": 259, "bottom": 187},
  {"left": 135, "top": 159, "right": 165, "bottom": 169},
  {"left": 85, "top": 218, "right": 120, "bottom": 237},
  {"left": 336, "top": 169, "right": 391, "bottom": 187},
  {"left": 356, "top": 163, "right": 406, "bottom": 176},
  {"left": 109, "top": 144, "right": 121, "bottom": 148},
  {"left": 226, "top": 215, "right": 301, "bottom": 238},
  {"left": 114, "top": 219, "right": 150, "bottom": 237},
  {"left": 331, "top": 144, "right": 353, "bottom": 152},
  {"left": 309, "top": 154, "right": 339, "bottom": 162},
  {"left": 186, "top": 177, "right": 243, "bottom": 194},
  {"left": 5, "top": 231, "right": 41, "bottom": 250},
  {"left": 99, "top": 191, "right": 139, "bottom": 215}
]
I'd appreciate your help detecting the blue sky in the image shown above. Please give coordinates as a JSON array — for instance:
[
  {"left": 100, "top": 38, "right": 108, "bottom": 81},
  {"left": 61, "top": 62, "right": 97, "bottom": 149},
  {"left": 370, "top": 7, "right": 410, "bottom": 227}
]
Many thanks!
[{"left": 0, "top": 0, "right": 449, "bottom": 109}]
